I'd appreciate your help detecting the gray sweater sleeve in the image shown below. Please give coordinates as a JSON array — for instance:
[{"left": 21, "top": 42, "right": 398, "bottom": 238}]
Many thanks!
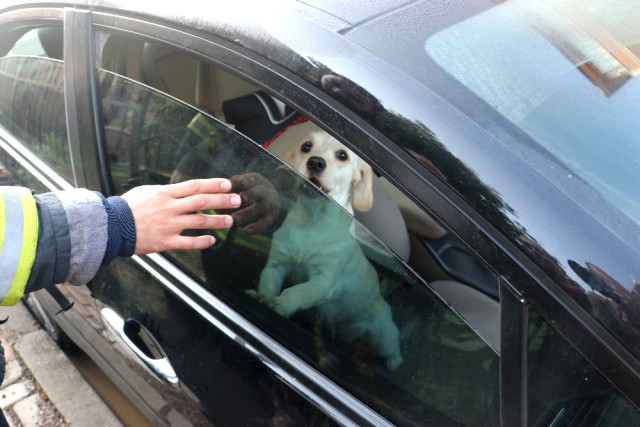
[
  {"left": 24, "top": 188, "right": 137, "bottom": 293},
  {"left": 24, "top": 189, "right": 107, "bottom": 292},
  {"left": 54, "top": 189, "right": 108, "bottom": 285}
]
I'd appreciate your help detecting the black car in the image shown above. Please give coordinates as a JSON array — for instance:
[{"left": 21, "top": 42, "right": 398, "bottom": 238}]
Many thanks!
[{"left": 0, "top": 0, "right": 639, "bottom": 425}]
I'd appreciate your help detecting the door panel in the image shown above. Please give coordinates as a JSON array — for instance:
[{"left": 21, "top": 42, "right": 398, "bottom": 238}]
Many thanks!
[{"left": 90, "top": 256, "right": 332, "bottom": 425}]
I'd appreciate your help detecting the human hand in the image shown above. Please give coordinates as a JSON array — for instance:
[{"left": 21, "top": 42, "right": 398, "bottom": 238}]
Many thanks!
[
  {"left": 121, "top": 178, "right": 241, "bottom": 253},
  {"left": 230, "top": 173, "right": 280, "bottom": 234}
]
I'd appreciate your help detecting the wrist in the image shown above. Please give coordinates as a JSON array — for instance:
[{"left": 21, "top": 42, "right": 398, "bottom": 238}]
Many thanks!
[{"left": 96, "top": 193, "right": 137, "bottom": 264}]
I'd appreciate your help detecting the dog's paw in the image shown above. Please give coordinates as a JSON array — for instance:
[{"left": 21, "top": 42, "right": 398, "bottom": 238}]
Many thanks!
[
  {"left": 385, "top": 353, "right": 404, "bottom": 371},
  {"left": 244, "top": 289, "right": 275, "bottom": 306},
  {"left": 273, "top": 297, "right": 296, "bottom": 318},
  {"left": 244, "top": 289, "right": 259, "bottom": 299}
]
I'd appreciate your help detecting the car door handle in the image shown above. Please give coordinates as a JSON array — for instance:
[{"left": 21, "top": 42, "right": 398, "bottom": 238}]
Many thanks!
[{"left": 101, "top": 307, "right": 179, "bottom": 387}]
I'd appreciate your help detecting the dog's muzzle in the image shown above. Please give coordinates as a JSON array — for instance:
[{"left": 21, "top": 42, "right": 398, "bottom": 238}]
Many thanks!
[
  {"left": 306, "top": 156, "right": 326, "bottom": 174},
  {"left": 300, "top": 156, "right": 329, "bottom": 196}
]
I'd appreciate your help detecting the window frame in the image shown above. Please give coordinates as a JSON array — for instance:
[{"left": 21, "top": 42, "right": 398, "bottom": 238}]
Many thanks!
[{"left": 500, "top": 278, "right": 529, "bottom": 426}]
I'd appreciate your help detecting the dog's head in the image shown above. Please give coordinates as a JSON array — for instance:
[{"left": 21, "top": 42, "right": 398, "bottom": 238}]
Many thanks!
[{"left": 284, "top": 131, "right": 373, "bottom": 213}]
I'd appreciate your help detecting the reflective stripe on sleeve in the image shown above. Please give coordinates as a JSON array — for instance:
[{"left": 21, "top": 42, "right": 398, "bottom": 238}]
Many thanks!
[
  {"left": 0, "top": 188, "right": 38, "bottom": 306},
  {"left": 187, "top": 113, "right": 219, "bottom": 144},
  {"left": 200, "top": 208, "right": 272, "bottom": 255}
]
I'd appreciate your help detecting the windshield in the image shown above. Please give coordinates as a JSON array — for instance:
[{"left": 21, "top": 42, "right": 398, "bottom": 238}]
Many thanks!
[{"left": 425, "top": 0, "right": 640, "bottom": 225}]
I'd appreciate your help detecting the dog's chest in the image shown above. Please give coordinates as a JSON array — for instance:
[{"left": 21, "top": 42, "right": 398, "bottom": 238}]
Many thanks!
[
  {"left": 275, "top": 226, "right": 348, "bottom": 260},
  {"left": 273, "top": 218, "right": 352, "bottom": 264}
]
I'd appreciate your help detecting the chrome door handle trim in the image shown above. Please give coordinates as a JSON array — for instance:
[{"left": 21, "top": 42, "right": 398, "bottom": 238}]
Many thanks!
[{"left": 101, "top": 307, "right": 179, "bottom": 387}]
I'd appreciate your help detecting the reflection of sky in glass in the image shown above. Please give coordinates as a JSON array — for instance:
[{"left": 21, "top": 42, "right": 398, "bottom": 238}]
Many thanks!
[{"left": 425, "top": 0, "right": 640, "bottom": 225}]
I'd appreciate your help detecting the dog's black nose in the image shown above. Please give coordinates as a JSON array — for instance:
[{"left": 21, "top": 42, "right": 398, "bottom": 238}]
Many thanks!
[{"left": 307, "top": 156, "right": 326, "bottom": 173}]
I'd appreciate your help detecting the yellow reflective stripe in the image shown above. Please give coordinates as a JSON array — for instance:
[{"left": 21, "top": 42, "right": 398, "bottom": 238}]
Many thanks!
[
  {"left": 7, "top": 192, "right": 38, "bottom": 304},
  {"left": 0, "top": 188, "right": 38, "bottom": 306},
  {"left": 187, "top": 113, "right": 218, "bottom": 142},
  {"left": 211, "top": 228, "right": 230, "bottom": 241},
  {"left": 195, "top": 113, "right": 218, "bottom": 134},
  {"left": 233, "top": 234, "right": 271, "bottom": 255},
  {"left": 187, "top": 117, "right": 208, "bottom": 141},
  {"left": 240, "top": 231, "right": 271, "bottom": 246},
  {"left": 199, "top": 209, "right": 271, "bottom": 255}
]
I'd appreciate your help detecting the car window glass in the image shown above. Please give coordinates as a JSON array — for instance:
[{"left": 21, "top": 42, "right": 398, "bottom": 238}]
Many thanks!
[
  {"left": 8, "top": 28, "right": 47, "bottom": 57},
  {"left": 0, "top": 27, "right": 72, "bottom": 182},
  {"left": 0, "top": 148, "right": 49, "bottom": 193},
  {"left": 424, "top": 0, "right": 640, "bottom": 226},
  {"left": 97, "top": 35, "right": 500, "bottom": 425},
  {"left": 528, "top": 307, "right": 640, "bottom": 425}
]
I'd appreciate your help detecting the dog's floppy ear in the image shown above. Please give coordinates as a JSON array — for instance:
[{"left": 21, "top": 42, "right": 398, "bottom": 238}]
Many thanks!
[{"left": 352, "top": 159, "right": 374, "bottom": 212}]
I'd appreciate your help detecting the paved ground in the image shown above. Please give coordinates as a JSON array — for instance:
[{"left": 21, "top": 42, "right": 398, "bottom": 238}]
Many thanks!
[{"left": 0, "top": 302, "right": 122, "bottom": 426}]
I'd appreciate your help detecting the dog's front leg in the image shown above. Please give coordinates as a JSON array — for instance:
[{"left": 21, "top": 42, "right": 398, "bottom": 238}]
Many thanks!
[
  {"left": 273, "top": 273, "right": 333, "bottom": 318},
  {"left": 251, "top": 261, "right": 288, "bottom": 306}
]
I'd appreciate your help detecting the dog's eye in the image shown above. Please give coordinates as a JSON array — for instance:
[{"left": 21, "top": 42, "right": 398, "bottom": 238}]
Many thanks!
[
  {"left": 301, "top": 141, "right": 312, "bottom": 153},
  {"left": 336, "top": 150, "right": 348, "bottom": 161}
]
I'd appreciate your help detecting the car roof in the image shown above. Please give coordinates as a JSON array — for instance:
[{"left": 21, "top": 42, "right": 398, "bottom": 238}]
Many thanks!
[
  {"left": 0, "top": 0, "right": 429, "bottom": 39},
  {"left": 291, "top": 0, "right": 420, "bottom": 26}
]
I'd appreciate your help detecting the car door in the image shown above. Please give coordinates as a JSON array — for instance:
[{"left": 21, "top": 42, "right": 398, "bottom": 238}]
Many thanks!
[
  {"left": 84, "top": 12, "right": 505, "bottom": 425},
  {"left": 88, "top": 7, "right": 640, "bottom": 427}
]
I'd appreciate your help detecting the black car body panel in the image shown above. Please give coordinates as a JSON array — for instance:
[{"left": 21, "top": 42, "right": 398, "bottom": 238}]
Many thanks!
[{"left": 0, "top": 0, "right": 639, "bottom": 425}]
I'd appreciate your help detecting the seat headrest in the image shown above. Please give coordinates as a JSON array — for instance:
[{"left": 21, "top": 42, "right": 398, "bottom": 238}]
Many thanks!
[{"left": 223, "top": 91, "right": 302, "bottom": 145}]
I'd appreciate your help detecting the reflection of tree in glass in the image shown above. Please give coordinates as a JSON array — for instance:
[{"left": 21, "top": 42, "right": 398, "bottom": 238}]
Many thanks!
[
  {"left": 381, "top": 114, "right": 525, "bottom": 240},
  {"left": 0, "top": 57, "right": 72, "bottom": 180},
  {"left": 99, "top": 72, "right": 202, "bottom": 188}
]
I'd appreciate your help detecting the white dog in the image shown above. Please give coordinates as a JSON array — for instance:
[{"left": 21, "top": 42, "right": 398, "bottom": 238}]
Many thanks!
[{"left": 249, "top": 131, "right": 403, "bottom": 370}]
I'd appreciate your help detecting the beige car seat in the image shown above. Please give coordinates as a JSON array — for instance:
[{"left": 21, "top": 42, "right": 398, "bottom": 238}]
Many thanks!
[
  {"left": 140, "top": 44, "right": 256, "bottom": 118},
  {"left": 429, "top": 280, "right": 500, "bottom": 350}
]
